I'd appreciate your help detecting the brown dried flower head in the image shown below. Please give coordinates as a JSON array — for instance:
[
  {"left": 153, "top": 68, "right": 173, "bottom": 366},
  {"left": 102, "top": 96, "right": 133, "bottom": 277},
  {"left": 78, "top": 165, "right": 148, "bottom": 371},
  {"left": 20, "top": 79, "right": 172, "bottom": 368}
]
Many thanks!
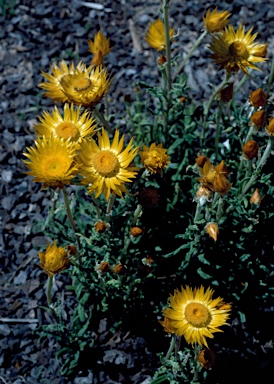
[
  {"left": 205, "top": 222, "right": 219, "bottom": 241},
  {"left": 95, "top": 221, "right": 108, "bottom": 233},
  {"left": 250, "top": 188, "right": 261, "bottom": 205},
  {"left": 249, "top": 88, "right": 267, "bottom": 108},
  {"left": 197, "top": 348, "right": 216, "bottom": 369},
  {"left": 95, "top": 261, "right": 109, "bottom": 273},
  {"left": 130, "top": 226, "right": 143, "bottom": 237},
  {"left": 266, "top": 117, "right": 274, "bottom": 136},
  {"left": 242, "top": 140, "right": 259, "bottom": 159},
  {"left": 219, "top": 82, "right": 234, "bottom": 102},
  {"left": 112, "top": 263, "right": 123, "bottom": 274},
  {"left": 159, "top": 316, "right": 176, "bottom": 334}
]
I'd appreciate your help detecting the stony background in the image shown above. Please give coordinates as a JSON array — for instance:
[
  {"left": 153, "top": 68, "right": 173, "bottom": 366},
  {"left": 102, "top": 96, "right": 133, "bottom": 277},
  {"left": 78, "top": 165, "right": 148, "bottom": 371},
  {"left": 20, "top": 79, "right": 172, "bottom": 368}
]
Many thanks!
[{"left": 1, "top": 0, "right": 274, "bottom": 383}]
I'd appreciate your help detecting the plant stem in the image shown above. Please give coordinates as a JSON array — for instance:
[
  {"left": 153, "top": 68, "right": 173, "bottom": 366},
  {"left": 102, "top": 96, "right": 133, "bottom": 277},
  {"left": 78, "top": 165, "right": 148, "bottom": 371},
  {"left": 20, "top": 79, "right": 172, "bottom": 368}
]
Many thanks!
[
  {"left": 46, "top": 275, "right": 53, "bottom": 307},
  {"left": 62, "top": 187, "right": 81, "bottom": 256},
  {"left": 267, "top": 55, "right": 274, "bottom": 94},
  {"left": 227, "top": 73, "right": 249, "bottom": 110},
  {"left": 165, "top": 334, "right": 176, "bottom": 362},
  {"left": 173, "top": 29, "right": 208, "bottom": 81},
  {"left": 192, "top": 343, "right": 201, "bottom": 382},
  {"left": 105, "top": 193, "right": 116, "bottom": 223},
  {"left": 216, "top": 196, "right": 224, "bottom": 223},
  {"left": 204, "top": 73, "right": 230, "bottom": 118},
  {"left": 163, "top": 0, "right": 172, "bottom": 94},
  {"left": 93, "top": 106, "right": 114, "bottom": 134},
  {"left": 237, "top": 125, "right": 254, "bottom": 180},
  {"left": 194, "top": 200, "right": 202, "bottom": 223},
  {"left": 215, "top": 103, "right": 223, "bottom": 161},
  {"left": 133, "top": 204, "right": 142, "bottom": 225}
]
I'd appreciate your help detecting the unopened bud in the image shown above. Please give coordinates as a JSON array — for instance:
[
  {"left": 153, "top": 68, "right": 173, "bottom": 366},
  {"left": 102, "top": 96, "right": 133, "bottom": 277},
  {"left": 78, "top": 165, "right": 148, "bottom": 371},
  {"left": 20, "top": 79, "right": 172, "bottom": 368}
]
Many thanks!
[
  {"left": 95, "top": 261, "right": 109, "bottom": 273},
  {"left": 250, "top": 110, "right": 266, "bottom": 128},
  {"left": 205, "top": 222, "right": 219, "bottom": 241},
  {"left": 266, "top": 117, "right": 274, "bottom": 136},
  {"left": 242, "top": 140, "right": 259, "bottom": 159},
  {"left": 197, "top": 349, "right": 216, "bottom": 369},
  {"left": 249, "top": 88, "right": 267, "bottom": 108},
  {"left": 219, "top": 82, "right": 234, "bottom": 102},
  {"left": 158, "top": 55, "right": 166, "bottom": 65},
  {"left": 95, "top": 221, "right": 108, "bottom": 233},
  {"left": 250, "top": 188, "right": 261, "bottom": 205},
  {"left": 67, "top": 245, "right": 77, "bottom": 255},
  {"left": 112, "top": 263, "right": 123, "bottom": 274},
  {"left": 130, "top": 226, "right": 143, "bottom": 237}
]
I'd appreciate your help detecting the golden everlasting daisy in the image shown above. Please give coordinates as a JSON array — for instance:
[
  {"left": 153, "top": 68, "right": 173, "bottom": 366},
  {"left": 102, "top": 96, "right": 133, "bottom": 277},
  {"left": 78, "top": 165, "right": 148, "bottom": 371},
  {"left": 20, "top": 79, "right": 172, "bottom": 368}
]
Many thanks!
[
  {"left": 39, "top": 61, "right": 84, "bottom": 103},
  {"left": 77, "top": 128, "right": 139, "bottom": 201},
  {"left": 88, "top": 30, "right": 113, "bottom": 66},
  {"left": 162, "top": 285, "right": 231, "bottom": 347},
  {"left": 197, "top": 159, "right": 232, "bottom": 196},
  {"left": 209, "top": 24, "right": 268, "bottom": 74},
  {"left": 60, "top": 64, "right": 111, "bottom": 107},
  {"left": 140, "top": 143, "right": 170, "bottom": 174},
  {"left": 145, "top": 19, "right": 174, "bottom": 51},
  {"left": 34, "top": 103, "right": 97, "bottom": 145},
  {"left": 203, "top": 8, "right": 231, "bottom": 33},
  {"left": 23, "top": 135, "right": 79, "bottom": 189},
  {"left": 38, "top": 240, "right": 71, "bottom": 277}
]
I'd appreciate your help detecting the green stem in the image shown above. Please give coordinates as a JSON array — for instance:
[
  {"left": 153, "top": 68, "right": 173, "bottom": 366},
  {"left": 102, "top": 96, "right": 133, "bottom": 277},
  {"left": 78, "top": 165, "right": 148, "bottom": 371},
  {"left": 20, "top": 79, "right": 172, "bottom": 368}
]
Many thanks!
[
  {"left": 194, "top": 200, "right": 202, "bottom": 223},
  {"left": 165, "top": 334, "right": 176, "bottom": 362},
  {"left": 173, "top": 30, "right": 208, "bottom": 81},
  {"left": 163, "top": 0, "right": 172, "bottom": 94},
  {"left": 214, "top": 103, "right": 223, "bottom": 161},
  {"left": 192, "top": 343, "right": 202, "bottom": 382},
  {"left": 204, "top": 73, "right": 230, "bottom": 118},
  {"left": 216, "top": 196, "right": 224, "bottom": 223},
  {"left": 62, "top": 187, "right": 81, "bottom": 256},
  {"left": 267, "top": 55, "right": 274, "bottom": 94},
  {"left": 93, "top": 106, "right": 114, "bottom": 134},
  {"left": 105, "top": 193, "right": 116, "bottom": 223},
  {"left": 237, "top": 125, "right": 254, "bottom": 180},
  {"left": 227, "top": 73, "right": 249, "bottom": 110},
  {"left": 46, "top": 275, "right": 53, "bottom": 307},
  {"left": 238, "top": 137, "right": 273, "bottom": 199},
  {"left": 133, "top": 204, "right": 142, "bottom": 225}
]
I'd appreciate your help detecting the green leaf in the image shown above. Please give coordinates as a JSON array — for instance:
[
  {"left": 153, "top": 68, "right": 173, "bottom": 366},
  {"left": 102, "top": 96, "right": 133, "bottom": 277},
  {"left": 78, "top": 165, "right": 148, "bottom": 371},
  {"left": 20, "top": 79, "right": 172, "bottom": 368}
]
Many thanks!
[{"left": 197, "top": 268, "right": 212, "bottom": 279}]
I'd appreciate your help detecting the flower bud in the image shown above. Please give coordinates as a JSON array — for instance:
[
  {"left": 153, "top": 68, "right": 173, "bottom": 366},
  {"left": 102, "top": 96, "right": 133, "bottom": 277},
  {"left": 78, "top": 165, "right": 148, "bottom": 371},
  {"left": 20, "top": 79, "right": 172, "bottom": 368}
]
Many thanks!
[
  {"left": 158, "top": 55, "right": 166, "bottom": 65},
  {"left": 95, "top": 221, "right": 108, "bottom": 233},
  {"left": 242, "top": 140, "right": 259, "bottom": 159},
  {"left": 266, "top": 117, "right": 274, "bottom": 136},
  {"left": 95, "top": 261, "right": 109, "bottom": 273},
  {"left": 249, "top": 88, "right": 267, "bottom": 108},
  {"left": 112, "top": 263, "right": 123, "bottom": 274},
  {"left": 219, "top": 82, "right": 234, "bottom": 102},
  {"left": 250, "top": 188, "right": 261, "bottom": 205},
  {"left": 253, "top": 43, "right": 268, "bottom": 58},
  {"left": 130, "top": 226, "right": 143, "bottom": 237},
  {"left": 67, "top": 245, "right": 77, "bottom": 255},
  {"left": 205, "top": 222, "right": 219, "bottom": 241},
  {"left": 250, "top": 110, "right": 266, "bottom": 128}
]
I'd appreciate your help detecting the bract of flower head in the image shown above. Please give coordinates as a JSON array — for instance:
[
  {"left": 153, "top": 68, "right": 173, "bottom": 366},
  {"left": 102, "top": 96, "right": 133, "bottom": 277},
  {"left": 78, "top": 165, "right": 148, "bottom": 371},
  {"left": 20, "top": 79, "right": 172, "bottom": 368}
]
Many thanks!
[
  {"left": 249, "top": 88, "right": 267, "bottom": 108},
  {"left": 203, "top": 7, "right": 231, "bottom": 33},
  {"left": 95, "top": 220, "right": 108, "bottom": 233},
  {"left": 163, "top": 285, "right": 231, "bottom": 347},
  {"left": 77, "top": 128, "right": 139, "bottom": 201},
  {"left": 60, "top": 64, "right": 111, "bottom": 108},
  {"left": 209, "top": 24, "right": 268, "bottom": 75},
  {"left": 88, "top": 30, "right": 113, "bottom": 66},
  {"left": 39, "top": 61, "right": 84, "bottom": 103},
  {"left": 145, "top": 19, "right": 174, "bottom": 51},
  {"left": 265, "top": 117, "right": 274, "bottom": 136},
  {"left": 250, "top": 188, "right": 261, "bottom": 205},
  {"left": 250, "top": 110, "right": 266, "bottom": 128},
  {"left": 34, "top": 104, "right": 97, "bottom": 146},
  {"left": 140, "top": 143, "right": 170, "bottom": 174},
  {"left": 38, "top": 240, "right": 71, "bottom": 277},
  {"left": 205, "top": 222, "right": 219, "bottom": 241},
  {"left": 197, "top": 159, "right": 232, "bottom": 196},
  {"left": 23, "top": 135, "right": 79, "bottom": 189},
  {"left": 242, "top": 140, "right": 259, "bottom": 159}
]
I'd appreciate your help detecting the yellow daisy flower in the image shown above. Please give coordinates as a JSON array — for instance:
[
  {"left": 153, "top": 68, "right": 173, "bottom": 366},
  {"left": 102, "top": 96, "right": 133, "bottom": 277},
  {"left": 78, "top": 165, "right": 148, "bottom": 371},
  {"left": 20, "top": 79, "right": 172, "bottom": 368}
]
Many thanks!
[
  {"left": 34, "top": 103, "right": 97, "bottom": 145},
  {"left": 39, "top": 61, "right": 84, "bottom": 103},
  {"left": 77, "top": 128, "right": 139, "bottom": 201},
  {"left": 60, "top": 64, "right": 111, "bottom": 107},
  {"left": 38, "top": 240, "right": 71, "bottom": 277},
  {"left": 88, "top": 30, "right": 113, "bottom": 66},
  {"left": 162, "top": 285, "right": 231, "bottom": 348},
  {"left": 140, "top": 143, "right": 170, "bottom": 174},
  {"left": 23, "top": 135, "right": 79, "bottom": 189},
  {"left": 209, "top": 24, "right": 268, "bottom": 74},
  {"left": 203, "top": 7, "right": 231, "bottom": 33},
  {"left": 145, "top": 19, "right": 174, "bottom": 51}
]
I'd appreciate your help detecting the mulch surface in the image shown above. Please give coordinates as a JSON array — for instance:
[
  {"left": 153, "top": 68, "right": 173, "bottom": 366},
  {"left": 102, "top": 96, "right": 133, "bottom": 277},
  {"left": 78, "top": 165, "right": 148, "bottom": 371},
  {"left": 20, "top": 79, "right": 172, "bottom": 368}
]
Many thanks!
[{"left": 1, "top": 0, "right": 274, "bottom": 383}]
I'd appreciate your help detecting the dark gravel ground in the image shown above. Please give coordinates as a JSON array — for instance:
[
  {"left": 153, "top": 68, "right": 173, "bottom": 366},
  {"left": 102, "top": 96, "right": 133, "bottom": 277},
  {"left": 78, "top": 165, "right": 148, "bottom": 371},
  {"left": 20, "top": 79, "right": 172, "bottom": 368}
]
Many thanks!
[{"left": 1, "top": 0, "right": 274, "bottom": 383}]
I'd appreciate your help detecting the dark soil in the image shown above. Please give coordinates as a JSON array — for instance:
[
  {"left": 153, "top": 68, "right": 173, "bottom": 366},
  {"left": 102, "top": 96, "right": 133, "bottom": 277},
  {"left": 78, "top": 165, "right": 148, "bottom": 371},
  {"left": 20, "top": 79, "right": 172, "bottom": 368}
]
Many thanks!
[{"left": 1, "top": 0, "right": 274, "bottom": 383}]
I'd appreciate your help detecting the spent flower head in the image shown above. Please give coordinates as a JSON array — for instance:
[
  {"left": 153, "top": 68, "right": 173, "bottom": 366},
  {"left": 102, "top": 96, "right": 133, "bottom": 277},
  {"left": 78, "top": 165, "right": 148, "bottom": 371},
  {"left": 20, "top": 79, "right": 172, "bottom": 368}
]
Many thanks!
[
  {"left": 249, "top": 88, "right": 268, "bottom": 108},
  {"left": 140, "top": 143, "right": 170, "bottom": 174}
]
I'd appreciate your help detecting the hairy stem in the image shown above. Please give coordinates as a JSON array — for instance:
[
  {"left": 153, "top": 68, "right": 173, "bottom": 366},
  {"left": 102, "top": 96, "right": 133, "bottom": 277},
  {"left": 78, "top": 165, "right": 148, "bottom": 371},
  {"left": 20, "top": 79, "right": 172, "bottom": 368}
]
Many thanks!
[{"left": 93, "top": 106, "right": 114, "bottom": 134}]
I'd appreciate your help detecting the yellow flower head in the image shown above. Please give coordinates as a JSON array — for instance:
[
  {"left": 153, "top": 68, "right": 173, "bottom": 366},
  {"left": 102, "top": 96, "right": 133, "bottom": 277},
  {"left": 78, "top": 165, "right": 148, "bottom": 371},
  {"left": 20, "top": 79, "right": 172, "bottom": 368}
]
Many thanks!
[
  {"left": 38, "top": 240, "right": 71, "bottom": 277},
  {"left": 34, "top": 104, "right": 97, "bottom": 146},
  {"left": 140, "top": 143, "right": 170, "bottom": 174},
  {"left": 203, "top": 8, "right": 231, "bottom": 33},
  {"left": 209, "top": 24, "right": 268, "bottom": 74},
  {"left": 77, "top": 128, "right": 139, "bottom": 201},
  {"left": 23, "top": 135, "right": 79, "bottom": 189},
  {"left": 60, "top": 64, "right": 111, "bottom": 107},
  {"left": 197, "top": 159, "right": 232, "bottom": 196},
  {"left": 162, "top": 285, "right": 231, "bottom": 347},
  {"left": 145, "top": 19, "right": 174, "bottom": 51},
  {"left": 39, "top": 61, "right": 84, "bottom": 103},
  {"left": 88, "top": 30, "right": 113, "bottom": 66}
]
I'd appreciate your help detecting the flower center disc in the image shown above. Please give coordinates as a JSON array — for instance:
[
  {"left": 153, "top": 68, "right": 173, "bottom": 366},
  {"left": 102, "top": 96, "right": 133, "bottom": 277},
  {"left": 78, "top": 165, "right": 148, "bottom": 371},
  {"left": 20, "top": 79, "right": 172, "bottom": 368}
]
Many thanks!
[
  {"left": 73, "top": 78, "right": 93, "bottom": 93},
  {"left": 184, "top": 302, "right": 211, "bottom": 328},
  {"left": 45, "top": 158, "right": 68, "bottom": 177},
  {"left": 92, "top": 150, "right": 118, "bottom": 175},
  {"left": 228, "top": 41, "right": 248, "bottom": 59},
  {"left": 55, "top": 122, "right": 80, "bottom": 140}
]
